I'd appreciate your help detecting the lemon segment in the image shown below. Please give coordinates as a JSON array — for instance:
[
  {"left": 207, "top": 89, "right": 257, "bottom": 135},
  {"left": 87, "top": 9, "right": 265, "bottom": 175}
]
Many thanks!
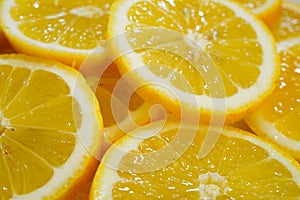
[
  {"left": 0, "top": 136, "right": 53, "bottom": 195},
  {"left": 5, "top": 128, "right": 75, "bottom": 167}
]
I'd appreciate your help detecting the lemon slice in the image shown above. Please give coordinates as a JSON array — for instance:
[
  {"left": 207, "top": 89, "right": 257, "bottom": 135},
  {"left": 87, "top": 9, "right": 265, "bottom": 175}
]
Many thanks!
[
  {"left": 231, "top": 0, "right": 282, "bottom": 26},
  {"left": 0, "top": 54, "right": 103, "bottom": 199},
  {"left": 269, "top": 1, "right": 300, "bottom": 42},
  {"left": 108, "top": 0, "right": 280, "bottom": 124},
  {"left": 246, "top": 38, "right": 300, "bottom": 161},
  {"left": 0, "top": 0, "right": 114, "bottom": 68},
  {"left": 90, "top": 121, "right": 300, "bottom": 199},
  {"left": 90, "top": 64, "right": 165, "bottom": 144}
]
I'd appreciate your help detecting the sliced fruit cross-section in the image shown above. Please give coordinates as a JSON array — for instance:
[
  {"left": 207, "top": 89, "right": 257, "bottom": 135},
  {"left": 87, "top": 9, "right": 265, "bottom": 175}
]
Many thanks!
[
  {"left": 89, "top": 63, "right": 165, "bottom": 144},
  {"left": 0, "top": 0, "right": 115, "bottom": 68},
  {"left": 108, "top": 0, "right": 280, "bottom": 124},
  {"left": 246, "top": 38, "right": 300, "bottom": 161},
  {"left": 269, "top": 1, "right": 300, "bottom": 42},
  {"left": 231, "top": 0, "right": 282, "bottom": 26},
  {"left": 0, "top": 54, "right": 103, "bottom": 199},
  {"left": 90, "top": 121, "right": 300, "bottom": 199}
]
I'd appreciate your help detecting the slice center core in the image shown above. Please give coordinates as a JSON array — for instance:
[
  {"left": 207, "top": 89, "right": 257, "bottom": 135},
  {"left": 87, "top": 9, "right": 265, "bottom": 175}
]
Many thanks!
[
  {"left": 185, "top": 30, "right": 207, "bottom": 50},
  {"left": 198, "top": 172, "right": 230, "bottom": 198}
]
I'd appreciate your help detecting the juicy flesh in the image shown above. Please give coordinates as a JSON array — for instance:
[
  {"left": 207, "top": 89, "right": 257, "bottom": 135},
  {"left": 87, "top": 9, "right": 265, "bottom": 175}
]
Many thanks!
[
  {"left": 270, "top": 4, "right": 300, "bottom": 41},
  {"left": 112, "top": 128, "right": 300, "bottom": 199},
  {"left": 257, "top": 44, "right": 300, "bottom": 141},
  {"left": 0, "top": 64, "right": 81, "bottom": 198},
  {"left": 11, "top": 0, "right": 112, "bottom": 49},
  {"left": 126, "top": 0, "right": 262, "bottom": 97}
]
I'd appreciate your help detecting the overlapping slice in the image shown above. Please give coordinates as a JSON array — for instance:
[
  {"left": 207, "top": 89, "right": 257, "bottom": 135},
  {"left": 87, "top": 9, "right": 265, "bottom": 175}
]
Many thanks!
[
  {"left": 0, "top": 54, "right": 103, "bottom": 199},
  {"left": 246, "top": 38, "right": 300, "bottom": 160},
  {"left": 0, "top": 0, "right": 114, "bottom": 68},
  {"left": 90, "top": 64, "right": 165, "bottom": 144},
  {"left": 108, "top": 0, "right": 280, "bottom": 124},
  {"left": 231, "top": 0, "right": 282, "bottom": 26},
  {"left": 90, "top": 121, "right": 300, "bottom": 199},
  {"left": 269, "top": 1, "right": 300, "bottom": 42}
]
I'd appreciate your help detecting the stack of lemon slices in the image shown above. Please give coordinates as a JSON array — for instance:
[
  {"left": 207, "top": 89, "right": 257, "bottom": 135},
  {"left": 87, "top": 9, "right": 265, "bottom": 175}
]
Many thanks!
[{"left": 0, "top": 0, "right": 300, "bottom": 199}]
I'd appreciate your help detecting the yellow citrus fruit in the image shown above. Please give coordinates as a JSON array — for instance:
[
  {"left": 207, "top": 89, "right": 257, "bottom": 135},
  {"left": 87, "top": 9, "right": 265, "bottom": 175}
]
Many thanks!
[
  {"left": 0, "top": 0, "right": 114, "bottom": 68},
  {"left": 88, "top": 64, "right": 165, "bottom": 144},
  {"left": 231, "top": 0, "right": 282, "bottom": 26},
  {"left": 90, "top": 121, "right": 300, "bottom": 199},
  {"left": 108, "top": 0, "right": 280, "bottom": 124},
  {"left": 269, "top": 1, "right": 300, "bottom": 42},
  {"left": 75, "top": 65, "right": 164, "bottom": 199},
  {"left": 0, "top": 54, "right": 103, "bottom": 199},
  {"left": 246, "top": 38, "right": 300, "bottom": 161}
]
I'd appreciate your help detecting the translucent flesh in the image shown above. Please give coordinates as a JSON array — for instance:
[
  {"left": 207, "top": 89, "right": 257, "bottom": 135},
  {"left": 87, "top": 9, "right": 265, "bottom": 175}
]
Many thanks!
[
  {"left": 275, "top": 107, "right": 300, "bottom": 141},
  {"left": 112, "top": 128, "right": 300, "bottom": 199},
  {"left": 11, "top": 0, "right": 112, "bottom": 49},
  {"left": 0, "top": 144, "right": 13, "bottom": 199},
  {"left": 0, "top": 65, "right": 81, "bottom": 196},
  {"left": 256, "top": 44, "right": 300, "bottom": 141},
  {"left": 0, "top": 136, "right": 53, "bottom": 195},
  {"left": 269, "top": 4, "right": 300, "bottom": 41},
  {"left": 126, "top": 0, "right": 262, "bottom": 97}
]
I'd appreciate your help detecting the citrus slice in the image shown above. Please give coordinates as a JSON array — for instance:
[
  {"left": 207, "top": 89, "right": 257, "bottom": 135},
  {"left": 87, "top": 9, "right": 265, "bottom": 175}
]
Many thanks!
[
  {"left": 89, "top": 64, "right": 165, "bottom": 144},
  {"left": 108, "top": 0, "right": 280, "bottom": 124},
  {"left": 90, "top": 121, "right": 300, "bottom": 199},
  {"left": 0, "top": 0, "right": 114, "bottom": 68},
  {"left": 0, "top": 54, "right": 103, "bottom": 199},
  {"left": 269, "top": 1, "right": 300, "bottom": 42},
  {"left": 231, "top": 0, "right": 282, "bottom": 26},
  {"left": 246, "top": 38, "right": 300, "bottom": 161},
  {"left": 74, "top": 65, "right": 164, "bottom": 199}
]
